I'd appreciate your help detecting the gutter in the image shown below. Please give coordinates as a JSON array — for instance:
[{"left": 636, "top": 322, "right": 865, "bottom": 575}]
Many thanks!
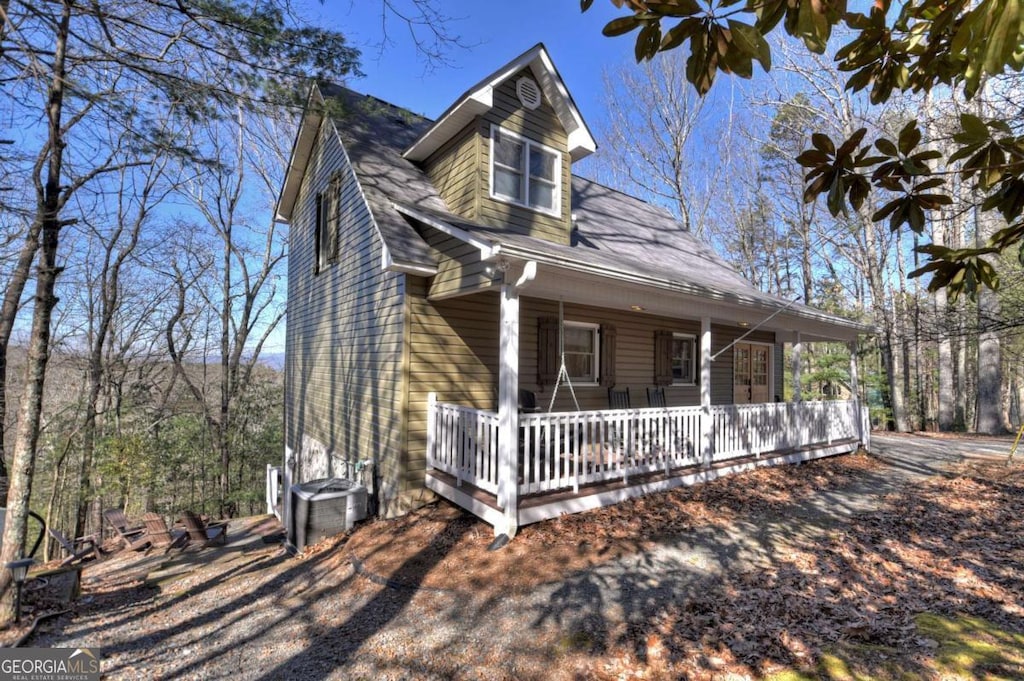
[{"left": 494, "top": 243, "right": 872, "bottom": 334}]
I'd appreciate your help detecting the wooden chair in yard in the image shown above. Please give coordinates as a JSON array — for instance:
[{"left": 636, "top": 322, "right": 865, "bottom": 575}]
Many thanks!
[
  {"left": 48, "top": 528, "right": 99, "bottom": 567},
  {"left": 179, "top": 511, "right": 228, "bottom": 548},
  {"left": 141, "top": 513, "right": 188, "bottom": 552},
  {"left": 103, "top": 508, "right": 150, "bottom": 551}
]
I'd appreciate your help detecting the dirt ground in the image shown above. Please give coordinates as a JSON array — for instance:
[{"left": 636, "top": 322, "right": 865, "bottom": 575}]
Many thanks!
[{"left": 12, "top": 436, "right": 1024, "bottom": 679}]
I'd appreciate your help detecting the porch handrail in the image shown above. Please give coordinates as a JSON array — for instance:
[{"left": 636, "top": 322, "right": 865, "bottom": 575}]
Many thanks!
[
  {"left": 426, "top": 395, "right": 500, "bottom": 494},
  {"left": 428, "top": 398, "right": 866, "bottom": 500}
]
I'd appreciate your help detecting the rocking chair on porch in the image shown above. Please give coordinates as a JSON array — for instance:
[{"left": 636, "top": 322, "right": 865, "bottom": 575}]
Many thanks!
[
  {"left": 608, "top": 387, "right": 631, "bottom": 410},
  {"left": 647, "top": 386, "right": 667, "bottom": 408}
]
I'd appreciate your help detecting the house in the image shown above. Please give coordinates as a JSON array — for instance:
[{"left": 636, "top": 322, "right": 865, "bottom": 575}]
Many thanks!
[{"left": 272, "top": 44, "right": 871, "bottom": 541}]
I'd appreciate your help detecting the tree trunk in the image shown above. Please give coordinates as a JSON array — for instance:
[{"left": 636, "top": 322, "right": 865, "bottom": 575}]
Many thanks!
[
  {"left": 934, "top": 248, "right": 954, "bottom": 429},
  {"left": 975, "top": 208, "right": 1004, "bottom": 434},
  {"left": 0, "top": 0, "right": 70, "bottom": 626},
  {"left": 0, "top": 223, "right": 44, "bottom": 485}
]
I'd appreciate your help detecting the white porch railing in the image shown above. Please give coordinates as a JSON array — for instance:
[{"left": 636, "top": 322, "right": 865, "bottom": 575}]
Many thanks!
[
  {"left": 710, "top": 400, "right": 861, "bottom": 462},
  {"left": 266, "top": 464, "right": 283, "bottom": 519},
  {"left": 426, "top": 396, "right": 501, "bottom": 494},
  {"left": 519, "top": 406, "right": 702, "bottom": 494},
  {"left": 427, "top": 398, "right": 865, "bottom": 498}
]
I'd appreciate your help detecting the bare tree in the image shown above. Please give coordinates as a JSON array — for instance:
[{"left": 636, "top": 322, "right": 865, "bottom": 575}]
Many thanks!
[
  {"left": 0, "top": 0, "right": 359, "bottom": 626},
  {"left": 595, "top": 54, "right": 724, "bottom": 239}
]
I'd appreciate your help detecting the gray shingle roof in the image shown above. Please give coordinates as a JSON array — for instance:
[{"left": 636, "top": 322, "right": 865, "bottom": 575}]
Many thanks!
[
  {"left": 324, "top": 84, "right": 866, "bottom": 333},
  {"left": 320, "top": 84, "right": 442, "bottom": 270}
]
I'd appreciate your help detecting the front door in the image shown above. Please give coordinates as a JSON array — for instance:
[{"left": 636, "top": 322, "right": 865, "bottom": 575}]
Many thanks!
[{"left": 733, "top": 343, "right": 770, "bottom": 404}]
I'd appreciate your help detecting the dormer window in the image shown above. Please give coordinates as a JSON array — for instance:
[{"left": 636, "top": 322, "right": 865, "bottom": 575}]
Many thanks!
[{"left": 489, "top": 125, "right": 561, "bottom": 216}]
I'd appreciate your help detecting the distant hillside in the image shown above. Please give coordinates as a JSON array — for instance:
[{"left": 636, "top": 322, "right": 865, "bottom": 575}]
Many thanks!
[{"left": 259, "top": 352, "right": 285, "bottom": 370}]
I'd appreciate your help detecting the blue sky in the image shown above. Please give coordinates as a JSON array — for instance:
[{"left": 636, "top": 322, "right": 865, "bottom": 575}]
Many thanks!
[{"left": 313, "top": 1, "right": 640, "bottom": 126}]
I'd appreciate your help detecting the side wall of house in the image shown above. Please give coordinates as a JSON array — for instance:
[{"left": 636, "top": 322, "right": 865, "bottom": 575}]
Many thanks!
[
  {"left": 285, "top": 117, "right": 408, "bottom": 515},
  {"left": 404, "top": 284, "right": 499, "bottom": 492}
]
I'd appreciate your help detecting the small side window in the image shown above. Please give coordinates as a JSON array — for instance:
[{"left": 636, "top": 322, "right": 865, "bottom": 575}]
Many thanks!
[{"left": 314, "top": 176, "right": 341, "bottom": 273}]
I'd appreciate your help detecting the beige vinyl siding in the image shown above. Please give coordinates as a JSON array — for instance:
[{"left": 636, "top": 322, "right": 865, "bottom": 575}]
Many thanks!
[
  {"left": 414, "top": 69, "right": 572, "bottom": 245},
  {"left": 402, "top": 292, "right": 779, "bottom": 485},
  {"left": 284, "top": 116, "right": 408, "bottom": 514},
  {"left": 404, "top": 284, "right": 499, "bottom": 487},
  {"left": 420, "top": 225, "right": 497, "bottom": 299},
  {"left": 478, "top": 70, "right": 572, "bottom": 244},
  {"left": 422, "top": 122, "right": 479, "bottom": 217},
  {"left": 518, "top": 299, "right": 777, "bottom": 411}
]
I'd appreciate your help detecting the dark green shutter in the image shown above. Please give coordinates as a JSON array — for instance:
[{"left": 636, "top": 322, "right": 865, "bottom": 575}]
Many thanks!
[
  {"left": 600, "top": 323, "right": 616, "bottom": 388},
  {"left": 654, "top": 330, "right": 673, "bottom": 386},
  {"left": 538, "top": 317, "right": 559, "bottom": 388}
]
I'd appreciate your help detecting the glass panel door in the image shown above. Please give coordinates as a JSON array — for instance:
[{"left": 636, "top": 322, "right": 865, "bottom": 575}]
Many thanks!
[{"left": 733, "top": 344, "right": 752, "bottom": 404}]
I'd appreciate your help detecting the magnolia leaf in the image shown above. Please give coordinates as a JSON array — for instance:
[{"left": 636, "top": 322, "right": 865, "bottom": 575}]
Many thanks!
[
  {"left": 875, "top": 138, "right": 899, "bottom": 157},
  {"left": 915, "top": 177, "right": 946, "bottom": 192},
  {"left": 812, "top": 133, "right": 835, "bottom": 154},
  {"left": 958, "top": 113, "right": 990, "bottom": 143},
  {"left": 604, "top": 15, "right": 643, "bottom": 37},
  {"left": 836, "top": 128, "right": 868, "bottom": 156},
  {"left": 661, "top": 18, "right": 701, "bottom": 51},
  {"left": 796, "top": 149, "right": 831, "bottom": 166},
  {"left": 728, "top": 19, "right": 771, "bottom": 69},
  {"left": 635, "top": 22, "right": 662, "bottom": 61},
  {"left": 849, "top": 176, "right": 870, "bottom": 210},
  {"left": 897, "top": 120, "right": 921, "bottom": 155},
  {"left": 647, "top": 0, "right": 701, "bottom": 16}
]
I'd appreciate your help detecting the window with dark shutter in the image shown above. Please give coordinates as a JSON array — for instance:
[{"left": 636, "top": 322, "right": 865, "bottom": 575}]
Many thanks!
[
  {"left": 672, "top": 334, "right": 696, "bottom": 384},
  {"left": 655, "top": 330, "right": 696, "bottom": 385},
  {"left": 314, "top": 190, "right": 329, "bottom": 273}
]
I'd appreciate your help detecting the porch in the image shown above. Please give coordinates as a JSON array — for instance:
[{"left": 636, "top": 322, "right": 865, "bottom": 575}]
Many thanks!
[{"left": 426, "top": 395, "right": 870, "bottom": 536}]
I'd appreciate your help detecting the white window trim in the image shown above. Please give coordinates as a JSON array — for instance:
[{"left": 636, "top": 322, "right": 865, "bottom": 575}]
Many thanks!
[
  {"left": 563, "top": 320, "right": 599, "bottom": 385},
  {"left": 488, "top": 124, "right": 562, "bottom": 218},
  {"left": 672, "top": 333, "right": 697, "bottom": 386}
]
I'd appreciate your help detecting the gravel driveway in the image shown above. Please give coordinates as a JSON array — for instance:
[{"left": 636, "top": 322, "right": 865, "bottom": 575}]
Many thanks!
[{"left": 30, "top": 433, "right": 1015, "bottom": 680}]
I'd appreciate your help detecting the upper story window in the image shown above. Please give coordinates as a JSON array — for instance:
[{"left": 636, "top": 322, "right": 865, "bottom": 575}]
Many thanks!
[{"left": 489, "top": 125, "right": 561, "bottom": 216}]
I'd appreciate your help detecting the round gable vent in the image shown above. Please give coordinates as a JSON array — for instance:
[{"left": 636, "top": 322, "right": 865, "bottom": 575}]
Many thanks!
[{"left": 516, "top": 77, "right": 542, "bottom": 110}]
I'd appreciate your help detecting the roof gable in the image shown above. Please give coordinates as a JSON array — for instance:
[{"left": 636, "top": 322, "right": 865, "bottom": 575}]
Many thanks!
[{"left": 403, "top": 43, "right": 596, "bottom": 163}]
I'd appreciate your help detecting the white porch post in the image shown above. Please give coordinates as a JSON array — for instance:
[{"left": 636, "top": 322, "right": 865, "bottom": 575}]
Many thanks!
[
  {"left": 848, "top": 340, "right": 864, "bottom": 447},
  {"left": 700, "top": 316, "right": 712, "bottom": 468},
  {"left": 496, "top": 282, "right": 520, "bottom": 538},
  {"left": 792, "top": 332, "right": 803, "bottom": 403},
  {"left": 791, "top": 332, "right": 803, "bottom": 447}
]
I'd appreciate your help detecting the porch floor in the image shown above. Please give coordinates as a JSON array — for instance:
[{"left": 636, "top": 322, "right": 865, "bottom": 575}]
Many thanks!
[{"left": 427, "top": 437, "right": 861, "bottom": 528}]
